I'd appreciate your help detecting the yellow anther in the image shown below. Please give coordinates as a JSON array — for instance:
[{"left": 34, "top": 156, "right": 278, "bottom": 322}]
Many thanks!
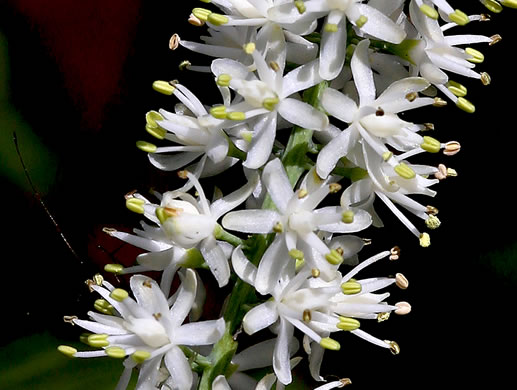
[
  {"left": 425, "top": 214, "right": 441, "bottom": 229},
  {"left": 210, "top": 105, "right": 227, "bottom": 119},
  {"left": 243, "top": 42, "right": 256, "bottom": 54},
  {"left": 433, "top": 97, "right": 447, "bottom": 107},
  {"left": 421, "top": 136, "right": 441, "bottom": 153},
  {"left": 296, "top": 258, "right": 306, "bottom": 272},
  {"left": 104, "top": 264, "right": 124, "bottom": 275},
  {"left": 146, "top": 111, "right": 165, "bottom": 128},
  {"left": 320, "top": 337, "right": 341, "bottom": 351},
  {"left": 394, "top": 163, "right": 416, "bottom": 180},
  {"left": 192, "top": 8, "right": 212, "bottom": 22},
  {"left": 289, "top": 249, "right": 304, "bottom": 260},
  {"left": 480, "top": 72, "right": 491, "bottom": 86},
  {"left": 489, "top": 34, "right": 502, "bottom": 46},
  {"left": 325, "top": 249, "right": 343, "bottom": 265},
  {"left": 226, "top": 111, "right": 246, "bottom": 121},
  {"left": 423, "top": 123, "right": 435, "bottom": 131},
  {"left": 405, "top": 92, "right": 417, "bottom": 102},
  {"left": 269, "top": 61, "right": 280, "bottom": 71},
  {"left": 132, "top": 350, "right": 151, "bottom": 364},
  {"left": 341, "top": 280, "right": 362, "bottom": 295},
  {"left": 377, "top": 312, "right": 391, "bottom": 322},
  {"left": 311, "top": 268, "right": 320, "bottom": 278},
  {"left": 169, "top": 33, "right": 180, "bottom": 50},
  {"left": 146, "top": 123, "right": 166, "bottom": 140},
  {"left": 87, "top": 334, "right": 109, "bottom": 348},
  {"left": 446, "top": 80, "right": 467, "bottom": 97},
  {"left": 273, "top": 221, "right": 284, "bottom": 233},
  {"left": 57, "top": 345, "right": 77, "bottom": 357},
  {"left": 337, "top": 317, "right": 360, "bottom": 331},
  {"left": 126, "top": 198, "right": 145, "bottom": 214},
  {"left": 355, "top": 15, "right": 368, "bottom": 28},
  {"left": 294, "top": 0, "right": 306, "bottom": 13},
  {"left": 480, "top": 0, "right": 503, "bottom": 13},
  {"left": 449, "top": 9, "right": 469, "bottom": 26},
  {"left": 298, "top": 189, "right": 308, "bottom": 199},
  {"left": 324, "top": 23, "right": 339, "bottom": 32},
  {"left": 106, "top": 347, "right": 126, "bottom": 359},
  {"left": 303, "top": 309, "right": 311, "bottom": 322},
  {"left": 136, "top": 140, "right": 157, "bottom": 153},
  {"left": 152, "top": 80, "right": 175, "bottom": 95},
  {"left": 188, "top": 13, "right": 205, "bottom": 27},
  {"left": 342, "top": 210, "right": 355, "bottom": 224},
  {"left": 419, "top": 232, "right": 431, "bottom": 248},
  {"left": 382, "top": 151, "right": 393, "bottom": 161},
  {"left": 456, "top": 97, "right": 475, "bottom": 113},
  {"left": 207, "top": 13, "right": 229, "bottom": 26},
  {"left": 262, "top": 97, "right": 280, "bottom": 111},
  {"left": 465, "top": 47, "right": 484, "bottom": 64},
  {"left": 329, "top": 183, "right": 342, "bottom": 193},
  {"left": 395, "top": 273, "right": 409, "bottom": 290},
  {"left": 419, "top": 4, "right": 438, "bottom": 19},
  {"left": 94, "top": 299, "right": 114, "bottom": 315},
  {"left": 217, "top": 74, "right": 232, "bottom": 87},
  {"left": 110, "top": 288, "right": 129, "bottom": 302}
]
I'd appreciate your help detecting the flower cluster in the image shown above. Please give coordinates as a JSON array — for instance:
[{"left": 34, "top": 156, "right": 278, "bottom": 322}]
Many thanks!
[{"left": 59, "top": 1, "right": 513, "bottom": 389}]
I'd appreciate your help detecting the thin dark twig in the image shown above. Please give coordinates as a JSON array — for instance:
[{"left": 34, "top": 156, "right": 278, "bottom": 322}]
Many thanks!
[{"left": 13, "top": 131, "right": 85, "bottom": 266}]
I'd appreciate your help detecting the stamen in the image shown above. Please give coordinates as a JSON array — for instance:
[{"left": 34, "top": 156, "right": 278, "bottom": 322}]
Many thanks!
[
  {"left": 207, "top": 13, "right": 229, "bottom": 26},
  {"left": 188, "top": 13, "right": 205, "bottom": 27},
  {"left": 216, "top": 74, "right": 231, "bottom": 87},
  {"left": 298, "top": 189, "right": 308, "bottom": 199},
  {"left": 444, "top": 141, "right": 461, "bottom": 156},
  {"left": 456, "top": 97, "right": 475, "bottom": 113},
  {"left": 169, "top": 34, "right": 180, "bottom": 50},
  {"left": 426, "top": 205, "right": 439, "bottom": 215},
  {"left": 105, "top": 347, "right": 126, "bottom": 359},
  {"left": 480, "top": 72, "right": 491, "bottom": 86},
  {"left": 448, "top": 9, "right": 469, "bottom": 26},
  {"left": 355, "top": 15, "right": 368, "bottom": 28},
  {"left": 273, "top": 221, "right": 284, "bottom": 233},
  {"left": 421, "top": 136, "right": 441, "bottom": 153},
  {"left": 385, "top": 340, "right": 401, "bottom": 355},
  {"left": 311, "top": 268, "right": 320, "bottom": 278},
  {"left": 382, "top": 151, "right": 393, "bottom": 161},
  {"left": 342, "top": 210, "right": 354, "bottom": 224},
  {"left": 341, "top": 280, "right": 362, "bottom": 295},
  {"left": 419, "top": 4, "right": 439, "bottom": 19},
  {"left": 395, "top": 301, "right": 412, "bottom": 315},
  {"left": 126, "top": 198, "right": 145, "bottom": 214},
  {"left": 243, "top": 42, "right": 256, "bottom": 54},
  {"left": 262, "top": 97, "right": 279, "bottom": 111},
  {"left": 57, "top": 345, "right": 77, "bottom": 357},
  {"left": 94, "top": 299, "right": 114, "bottom": 315},
  {"left": 294, "top": 0, "right": 306, "bottom": 14},
  {"left": 269, "top": 61, "right": 280, "bottom": 71},
  {"left": 432, "top": 97, "right": 447, "bottom": 107},
  {"left": 434, "top": 164, "right": 448, "bottom": 180},
  {"left": 329, "top": 183, "right": 342, "bottom": 193},
  {"left": 390, "top": 246, "right": 400, "bottom": 261},
  {"left": 320, "top": 337, "right": 341, "bottom": 351},
  {"left": 136, "top": 140, "right": 157, "bottom": 153},
  {"left": 395, "top": 273, "right": 409, "bottom": 289},
  {"left": 289, "top": 249, "right": 304, "bottom": 260},
  {"left": 489, "top": 34, "right": 502, "bottom": 46},
  {"left": 480, "top": 0, "right": 503, "bottom": 13},
  {"left": 210, "top": 105, "right": 227, "bottom": 119},
  {"left": 110, "top": 288, "right": 129, "bottom": 302},
  {"left": 132, "top": 350, "right": 151, "bottom": 364},
  {"left": 324, "top": 23, "right": 339, "bottom": 32},
  {"left": 104, "top": 264, "right": 124, "bottom": 275},
  {"left": 63, "top": 315, "right": 78, "bottom": 324},
  {"left": 425, "top": 214, "right": 441, "bottom": 229},
  {"left": 419, "top": 232, "right": 431, "bottom": 248},
  {"left": 377, "top": 312, "right": 391, "bottom": 322},
  {"left": 394, "top": 163, "right": 416, "bottom": 180},
  {"left": 87, "top": 334, "right": 109, "bottom": 348},
  {"left": 191, "top": 8, "right": 212, "bottom": 22},
  {"left": 227, "top": 111, "right": 246, "bottom": 121},
  {"left": 446, "top": 80, "right": 467, "bottom": 97},
  {"left": 326, "top": 249, "right": 343, "bottom": 265},
  {"left": 303, "top": 309, "right": 311, "bottom": 322},
  {"left": 405, "top": 92, "right": 417, "bottom": 102},
  {"left": 465, "top": 48, "right": 484, "bottom": 64},
  {"left": 337, "top": 317, "right": 360, "bottom": 331},
  {"left": 152, "top": 80, "right": 175, "bottom": 95}
]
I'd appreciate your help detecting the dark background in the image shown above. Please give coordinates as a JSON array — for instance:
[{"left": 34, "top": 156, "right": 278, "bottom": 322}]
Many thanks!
[{"left": 1, "top": 1, "right": 515, "bottom": 389}]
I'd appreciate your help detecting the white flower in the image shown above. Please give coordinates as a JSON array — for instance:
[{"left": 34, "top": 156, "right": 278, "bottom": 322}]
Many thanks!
[
  {"left": 223, "top": 158, "right": 371, "bottom": 289},
  {"left": 268, "top": 0, "right": 406, "bottom": 80},
  {"left": 210, "top": 40, "right": 328, "bottom": 168},
  {"left": 316, "top": 38, "right": 436, "bottom": 179},
  {"left": 65, "top": 271, "right": 225, "bottom": 390}
]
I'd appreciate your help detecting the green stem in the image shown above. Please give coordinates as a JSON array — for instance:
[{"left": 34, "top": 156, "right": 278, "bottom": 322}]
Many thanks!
[{"left": 214, "top": 224, "right": 244, "bottom": 247}]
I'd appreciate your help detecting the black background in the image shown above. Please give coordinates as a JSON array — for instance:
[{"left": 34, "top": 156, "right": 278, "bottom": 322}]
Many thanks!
[{"left": 1, "top": 1, "right": 515, "bottom": 389}]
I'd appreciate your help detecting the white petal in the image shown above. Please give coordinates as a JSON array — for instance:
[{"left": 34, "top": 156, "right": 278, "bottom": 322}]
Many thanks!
[
  {"left": 375, "top": 77, "right": 430, "bottom": 109},
  {"left": 242, "top": 301, "right": 279, "bottom": 335},
  {"left": 355, "top": 4, "right": 406, "bottom": 44},
  {"left": 273, "top": 319, "right": 294, "bottom": 385},
  {"left": 148, "top": 152, "right": 203, "bottom": 171},
  {"left": 222, "top": 209, "right": 280, "bottom": 234},
  {"left": 320, "top": 88, "right": 357, "bottom": 123},
  {"left": 255, "top": 235, "right": 288, "bottom": 295},
  {"left": 277, "top": 98, "right": 329, "bottom": 130},
  {"left": 130, "top": 275, "right": 169, "bottom": 316},
  {"left": 200, "top": 236, "right": 231, "bottom": 287},
  {"left": 351, "top": 39, "right": 376, "bottom": 106},
  {"left": 231, "top": 245, "right": 258, "bottom": 286},
  {"left": 169, "top": 269, "right": 197, "bottom": 328},
  {"left": 211, "top": 58, "right": 254, "bottom": 81},
  {"left": 244, "top": 112, "right": 277, "bottom": 169},
  {"left": 319, "top": 13, "right": 347, "bottom": 80},
  {"left": 213, "top": 375, "right": 232, "bottom": 390},
  {"left": 316, "top": 128, "right": 355, "bottom": 179},
  {"left": 174, "top": 318, "right": 225, "bottom": 345},
  {"left": 262, "top": 158, "right": 293, "bottom": 213},
  {"left": 164, "top": 346, "right": 193, "bottom": 390},
  {"left": 211, "top": 171, "right": 260, "bottom": 220},
  {"left": 281, "top": 59, "right": 323, "bottom": 98},
  {"left": 135, "top": 247, "right": 176, "bottom": 271}
]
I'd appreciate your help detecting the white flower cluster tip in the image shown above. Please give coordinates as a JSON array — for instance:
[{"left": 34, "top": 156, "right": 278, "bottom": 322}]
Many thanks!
[{"left": 59, "top": 1, "right": 513, "bottom": 389}]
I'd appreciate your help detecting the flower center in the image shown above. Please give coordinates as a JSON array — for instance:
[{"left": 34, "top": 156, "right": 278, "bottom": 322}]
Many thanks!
[
  {"left": 236, "top": 80, "right": 278, "bottom": 109},
  {"left": 124, "top": 316, "right": 170, "bottom": 348},
  {"left": 288, "top": 210, "right": 314, "bottom": 235},
  {"left": 326, "top": 0, "right": 353, "bottom": 11},
  {"left": 359, "top": 112, "right": 406, "bottom": 138}
]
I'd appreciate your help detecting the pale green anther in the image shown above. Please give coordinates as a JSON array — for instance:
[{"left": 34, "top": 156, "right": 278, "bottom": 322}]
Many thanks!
[
  {"left": 501, "top": 0, "right": 517, "bottom": 8},
  {"left": 262, "top": 97, "right": 280, "bottom": 111},
  {"left": 337, "top": 317, "right": 360, "bottom": 331},
  {"left": 87, "top": 334, "right": 110, "bottom": 348},
  {"left": 106, "top": 347, "right": 126, "bottom": 359},
  {"left": 217, "top": 74, "right": 231, "bottom": 87},
  {"left": 289, "top": 249, "right": 304, "bottom": 260},
  {"left": 342, "top": 210, "right": 354, "bottom": 224},
  {"left": 295, "top": 258, "right": 306, "bottom": 272},
  {"left": 110, "top": 288, "right": 129, "bottom": 302},
  {"left": 126, "top": 198, "right": 145, "bottom": 214},
  {"left": 325, "top": 249, "right": 343, "bottom": 265},
  {"left": 243, "top": 42, "right": 256, "bottom": 54},
  {"left": 394, "top": 163, "right": 416, "bottom": 180},
  {"left": 294, "top": 0, "right": 306, "bottom": 13},
  {"left": 152, "top": 80, "right": 175, "bottom": 95},
  {"left": 241, "top": 130, "right": 253, "bottom": 143},
  {"left": 146, "top": 123, "right": 166, "bottom": 140},
  {"left": 481, "top": 0, "right": 503, "bottom": 13},
  {"left": 207, "top": 13, "right": 229, "bottom": 26},
  {"left": 382, "top": 151, "right": 393, "bottom": 161},
  {"left": 136, "top": 140, "right": 157, "bottom": 153},
  {"left": 79, "top": 333, "right": 91, "bottom": 344},
  {"left": 425, "top": 214, "right": 441, "bottom": 229},
  {"left": 132, "top": 350, "right": 151, "bottom": 364},
  {"left": 419, "top": 232, "right": 431, "bottom": 248},
  {"left": 57, "top": 345, "right": 77, "bottom": 357},
  {"left": 210, "top": 105, "right": 227, "bottom": 119},
  {"left": 199, "top": 0, "right": 211, "bottom": 3},
  {"left": 421, "top": 136, "right": 441, "bottom": 153},
  {"left": 192, "top": 8, "right": 212, "bottom": 22},
  {"left": 180, "top": 248, "right": 205, "bottom": 269},
  {"left": 94, "top": 299, "right": 114, "bottom": 315},
  {"left": 456, "top": 97, "right": 475, "bottom": 114},
  {"left": 273, "top": 221, "right": 284, "bottom": 233},
  {"left": 449, "top": 9, "right": 469, "bottom": 26},
  {"left": 446, "top": 80, "right": 468, "bottom": 97},
  {"left": 324, "top": 23, "right": 339, "bottom": 32},
  {"left": 465, "top": 48, "right": 484, "bottom": 64},
  {"left": 320, "top": 337, "right": 341, "bottom": 351},
  {"left": 104, "top": 263, "right": 124, "bottom": 274},
  {"left": 419, "top": 4, "right": 438, "bottom": 19},
  {"left": 355, "top": 15, "right": 368, "bottom": 28},
  {"left": 227, "top": 111, "right": 246, "bottom": 121},
  {"left": 341, "top": 280, "right": 362, "bottom": 295},
  {"left": 155, "top": 207, "right": 171, "bottom": 225},
  {"left": 146, "top": 111, "right": 164, "bottom": 128}
]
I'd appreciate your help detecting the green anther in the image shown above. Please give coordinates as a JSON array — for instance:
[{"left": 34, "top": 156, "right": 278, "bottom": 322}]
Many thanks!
[
  {"left": 419, "top": 232, "right": 431, "bottom": 248},
  {"left": 273, "top": 221, "right": 284, "bottom": 233},
  {"left": 145, "top": 110, "right": 164, "bottom": 128},
  {"left": 289, "top": 249, "right": 304, "bottom": 260},
  {"left": 94, "top": 299, "right": 114, "bottom": 315},
  {"left": 192, "top": 8, "right": 212, "bottom": 22},
  {"left": 146, "top": 123, "right": 166, "bottom": 140},
  {"left": 79, "top": 333, "right": 91, "bottom": 344},
  {"left": 341, "top": 280, "right": 362, "bottom": 295},
  {"left": 342, "top": 210, "right": 354, "bottom": 224},
  {"left": 425, "top": 214, "right": 441, "bottom": 229},
  {"left": 126, "top": 198, "right": 145, "bottom": 214},
  {"left": 199, "top": 0, "right": 211, "bottom": 3},
  {"left": 324, "top": 23, "right": 338, "bottom": 32},
  {"left": 57, "top": 345, "right": 77, "bottom": 358},
  {"left": 241, "top": 130, "right": 253, "bottom": 143},
  {"left": 136, "top": 140, "right": 157, "bottom": 153},
  {"left": 350, "top": 167, "right": 368, "bottom": 182},
  {"left": 446, "top": 80, "right": 468, "bottom": 97},
  {"left": 295, "top": 258, "right": 306, "bottom": 272},
  {"left": 325, "top": 249, "right": 343, "bottom": 265},
  {"left": 217, "top": 73, "right": 232, "bottom": 87},
  {"left": 394, "top": 163, "right": 416, "bottom": 180},
  {"left": 449, "top": 9, "right": 469, "bottom": 26},
  {"left": 501, "top": 0, "right": 517, "bottom": 8},
  {"left": 226, "top": 111, "right": 246, "bottom": 121},
  {"left": 155, "top": 207, "right": 171, "bottom": 224},
  {"left": 382, "top": 151, "right": 393, "bottom": 161},
  {"left": 456, "top": 97, "right": 475, "bottom": 114},
  {"left": 207, "top": 13, "right": 229, "bottom": 26},
  {"left": 106, "top": 347, "right": 126, "bottom": 359},
  {"left": 421, "top": 136, "right": 441, "bottom": 153},
  {"left": 110, "top": 288, "right": 129, "bottom": 302},
  {"left": 243, "top": 42, "right": 256, "bottom": 54},
  {"left": 152, "top": 80, "right": 175, "bottom": 95},
  {"left": 480, "top": 0, "right": 503, "bottom": 13},
  {"left": 210, "top": 105, "right": 227, "bottom": 119},
  {"left": 132, "top": 350, "right": 151, "bottom": 364},
  {"left": 87, "top": 334, "right": 109, "bottom": 348},
  {"left": 355, "top": 15, "right": 368, "bottom": 28},
  {"left": 320, "top": 337, "right": 341, "bottom": 351},
  {"left": 262, "top": 97, "right": 280, "bottom": 111},
  {"left": 294, "top": 0, "right": 306, "bottom": 13},
  {"left": 337, "top": 317, "right": 360, "bottom": 331},
  {"left": 180, "top": 248, "right": 205, "bottom": 268},
  {"left": 465, "top": 47, "right": 484, "bottom": 64},
  {"left": 419, "top": 4, "right": 438, "bottom": 19},
  {"left": 104, "top": 263, "right": 124, "bottom": 275}
]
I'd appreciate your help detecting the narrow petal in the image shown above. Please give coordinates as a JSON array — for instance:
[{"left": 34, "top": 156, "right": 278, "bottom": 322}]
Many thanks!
[
  {"left": 273, "top": 319, "right": 294, "bottom": 385},
  {"left": 148, "top": 152, "right": 203, "bottom": 172},
  {"left": 200, "top": 236, "right": 231, "bottom": 287},
  {"left": 277, "top": 98, "right": 329, "bottom": 130},
  {"left": 174, "top": 318, "right": 225, "bottom": 345},
  {"left": 242, "top": 301, "right": 279, "bottom": 335},
  {"left": 316, "top": 127, "right": 355, "bottom": 179},
  {"left": 319, "top": 13, "right": 347, "bottom": 80},
  {"left": 281, "top": 59, "right": 323, "bottom": 98},
  {"left": 255, "top": 234, "right": 288, "bottom": 295},
  {"left": 222, "top": 209, "right": 280, "bottom": 234},
  {"left": 320, "top": 88, "right": 357, "bottom": 123},
  {"left": 130, "top": 275, "right": 169, "bottom": 317},
  {"left": 164, "top": 346, "right": 193, "bottom": 390},
  {"left": 244, "top": 112, "right": 277, "bottom": 169},
  {"left": 262, "top": 158, "right": 293, "bottom": 213},
  {"left": 213, "top": 375, "right": 232, "bottom": 390},
  {"left": 169, "top": 269, "right": 197, "bottom": 328},
  {"left": 231, "top": 245, "right": 258, "bottom": 286},
  {"left": 211, "top": 171, "right": 260, "bottom": 220},
  {"left": 351, "top": 39, "right": 376, "bottom": 106},
  {"left": 355, "top": 4, "right": 406, "bottom": 44},
  {"left": 211, "top": 58, "right": 254, "bottom": 81}
]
